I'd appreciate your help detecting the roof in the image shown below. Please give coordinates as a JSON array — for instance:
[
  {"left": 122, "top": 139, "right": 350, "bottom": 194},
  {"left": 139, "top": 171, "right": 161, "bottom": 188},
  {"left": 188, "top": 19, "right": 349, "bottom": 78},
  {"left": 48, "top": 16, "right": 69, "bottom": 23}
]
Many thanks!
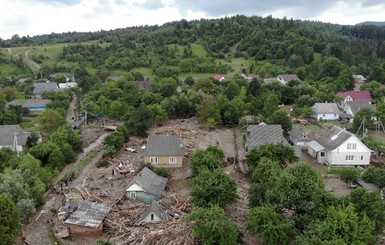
[
  {"left": 307, "top": 140, "right": 325, "bottom": 152},
  {"left": 33, "top": 82, "right": 61, "bottom": 94},
  {"left": 212, "top": 75, "right": 225, "bottom": 81},
  {"left": 134, "top": 81, "right": 152, "bottom": 91},
  {"left": 346, "top": 101, "right": 376, "bottom": 115},
  {"left": 0, "top": 125, "right": 31, "bottom": 146},
  {"left": 277, "top": 74, "right": 301, "bottom": 83},
  {"left": 313, "top": 103, "right": 340, "bottom": 114},
  {"left": 142, "top": 135, "right": 185, "bottom": 156},
  {"left": 65, "top": 201, "right": 111, "bottom": 228},
  {"left": 137, "top": 200, "right": 173, "bottom": 224},
  {"left": 356, "top": 179, "right": 380, "bottom": 192},
  {"left": 289, "top": 125, "right": 314, "bottom": 143},
  {"left": 246, "top": 124, "right": 290, "bottom": 150},
  {"left": 126, "top": 167, "right": 168, "bottom": 198},
  {"left": 7, "top": 99, "right": 52, "bottom": 108},
  {"left": 263, "top": 78, "right": 280, "bottom": 84},
  {"left": 314, "top": 126, "right": 353, "bottom": 151},
  {"left": 336, "top": 91, "right": 372, "bottom": 101}
]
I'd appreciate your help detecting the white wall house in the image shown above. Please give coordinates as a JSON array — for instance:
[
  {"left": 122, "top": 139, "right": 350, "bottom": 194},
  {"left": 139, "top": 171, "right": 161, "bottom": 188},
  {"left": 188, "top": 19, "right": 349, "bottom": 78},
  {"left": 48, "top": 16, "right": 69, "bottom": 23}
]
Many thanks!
[
  {"left": 312, "top": 103, "right": 340, "bottom": 121},
  {"left": 307, "top": 126, "right": 372, "bottom": 166}
]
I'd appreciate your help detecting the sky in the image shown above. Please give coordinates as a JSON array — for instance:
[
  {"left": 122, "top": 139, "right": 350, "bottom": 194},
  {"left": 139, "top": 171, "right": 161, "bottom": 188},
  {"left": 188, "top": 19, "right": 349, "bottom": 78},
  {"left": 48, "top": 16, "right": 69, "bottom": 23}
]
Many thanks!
[{"left": 1, "top": 0, "right": 385, "bottom": 40}]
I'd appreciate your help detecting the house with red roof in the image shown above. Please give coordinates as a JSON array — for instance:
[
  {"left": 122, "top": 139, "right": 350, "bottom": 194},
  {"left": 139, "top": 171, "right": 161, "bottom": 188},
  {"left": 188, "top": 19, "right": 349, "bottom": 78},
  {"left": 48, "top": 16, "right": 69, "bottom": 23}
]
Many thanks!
[
  {"left": 336, "top": 91, "right": 372, "bottom": 111},
  {"left": 211, "top": 74, "right": 226, "bottom": 82}
]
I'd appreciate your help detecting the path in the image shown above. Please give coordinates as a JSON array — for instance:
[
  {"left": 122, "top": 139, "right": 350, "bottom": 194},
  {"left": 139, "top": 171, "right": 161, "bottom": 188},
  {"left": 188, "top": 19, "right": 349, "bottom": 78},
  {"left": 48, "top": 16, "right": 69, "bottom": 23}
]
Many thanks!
[
  {"left": 21, "top": 132, "right": 109, "bottom": 245},
  {"left": 23, "top": 49, "right": 41, "bottom": 71}
]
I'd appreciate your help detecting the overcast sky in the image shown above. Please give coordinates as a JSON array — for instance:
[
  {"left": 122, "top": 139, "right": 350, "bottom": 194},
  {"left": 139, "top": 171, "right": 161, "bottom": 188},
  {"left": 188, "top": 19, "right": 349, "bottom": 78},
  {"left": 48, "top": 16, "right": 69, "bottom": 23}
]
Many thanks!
[{"left": 1, "top": 0, "right": 385, "bottom": 40}]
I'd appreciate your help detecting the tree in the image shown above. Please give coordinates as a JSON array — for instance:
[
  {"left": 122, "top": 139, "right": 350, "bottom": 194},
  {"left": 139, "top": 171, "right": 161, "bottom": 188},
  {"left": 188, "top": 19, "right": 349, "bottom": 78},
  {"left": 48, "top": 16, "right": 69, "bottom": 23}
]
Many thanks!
[
  {"left": 0, "top": 194, "right": 20, "bottom": 244},
  {"left": 153, "top": 78, "right": 178, "bottom": 97},
  {"left": 266, "top": 110, "right": 292, "bottom": 135},
  {"left": 322, "top": 57, "right": 343, "bottom": 78},
  {"left": 246, "top": 144, "right": 298, "bottom": 172},
  {"left": 349, "top": 188, "right": 385, "bottom": 233},
  {"left": 124, "top": 103, "right": 153, "bottom": 137},
  {"left": 186, "top": 205, "right": 239, "bottom": 245},
  {"left": 191, "top": 168, "right": 237, "bottom": 208},
  {"left": 362, "top": 167, "right": 385, "bottom": 187},
  {"left": 297, "top": 204, "right": 376, "bottom": 245},
  {"left": 189, "top": 146, "right": 224, "bottom": 175},
  {"left": 36, "top": 109, "right": 66, "bottom": 135},
  {"left": 266, "top": 164, "right": 335, "bottom": 230},
  {"left": 352, "top": 108, "right": 374, "bottom": 133},
  {"left": 251, "top": 157, "right": 281, "bottom": 183},
  {"left": 262, "top": 93, "right": 280, "bottom": 118},
  {"left": 338, "top": 167, "right": 361, "bottom": 186},
  {"left": 196, "top": 95, "right": 221, "bottom": 127},
  {"left": 246, "top": 79, "right": 261, "bottom": 97},
  {"left": 248, "top": 205, "right": 295, "bottom": 245}
]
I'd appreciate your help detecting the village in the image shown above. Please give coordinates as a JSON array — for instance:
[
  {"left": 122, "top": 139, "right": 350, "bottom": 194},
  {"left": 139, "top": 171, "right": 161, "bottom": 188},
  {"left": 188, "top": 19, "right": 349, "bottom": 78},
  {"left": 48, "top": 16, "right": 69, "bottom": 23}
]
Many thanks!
[{"left": 0, "top": 72, "right": 381, "bottom": 244}]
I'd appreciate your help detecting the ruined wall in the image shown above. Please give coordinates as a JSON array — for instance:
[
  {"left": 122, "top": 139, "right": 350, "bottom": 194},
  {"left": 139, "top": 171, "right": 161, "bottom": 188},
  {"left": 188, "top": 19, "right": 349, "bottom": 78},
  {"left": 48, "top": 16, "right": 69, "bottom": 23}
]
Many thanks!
[{"left": 69, "top": 222, "right": 103, "bottom": 237}]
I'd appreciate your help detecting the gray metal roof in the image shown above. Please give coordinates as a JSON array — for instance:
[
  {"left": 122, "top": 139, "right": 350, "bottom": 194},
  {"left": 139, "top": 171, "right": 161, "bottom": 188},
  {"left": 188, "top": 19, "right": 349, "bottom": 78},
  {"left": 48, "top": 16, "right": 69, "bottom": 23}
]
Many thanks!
[
  {"left": 314, "top": 126, "right": 352, "bottom": 151},
  {"left": 356, "top": 179, "right": 380, "bottom": 192},
  {"left": 127, "top": 167, "right": 168, "bottom": 198},
  {"left": 33, "top": 82, "right": 61, "bottom": 94},
  {"left": 0, "top": 125, "right": 30, "bottom": 146},
  {"left": 134, "top": 81, "right": 152, "bottom": 91},
  {"left": 346, "top": 101, "right": 376, "bottom": 115},
  {"left": 7, "top": 99, "right": 52, "bottom": 108},
  {"left": 137, "top": 200, "right": 173, "bottom": 224},
  {"left": 278, "top": 74, "right": 301, "bottom": 83},
  {"left": 313, "top": 103, "right": 341, "bottom": 114},
  {"left": 307, "top": 140, "right": 325, "bottom": 152},
  {"left": 142, "top": 135, "right": 185, "bottom": 156},
  {"left": 246, "top": 124, "right": 289, "bottom": 150},
  {"left": 65, "top": 201, "right": 111, "bottom": 228}
]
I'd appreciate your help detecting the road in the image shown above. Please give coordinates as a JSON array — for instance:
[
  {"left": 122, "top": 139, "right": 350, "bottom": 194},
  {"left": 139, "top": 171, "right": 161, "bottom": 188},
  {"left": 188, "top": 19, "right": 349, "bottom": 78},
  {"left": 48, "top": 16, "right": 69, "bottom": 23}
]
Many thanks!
[{"left": 7, "top": 48, "right": 41, "bottom": 71}]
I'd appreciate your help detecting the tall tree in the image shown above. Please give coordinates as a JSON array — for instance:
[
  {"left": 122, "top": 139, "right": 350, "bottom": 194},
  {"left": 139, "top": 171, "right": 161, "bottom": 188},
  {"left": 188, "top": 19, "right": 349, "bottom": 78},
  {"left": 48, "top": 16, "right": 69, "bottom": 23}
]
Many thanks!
[
  {"left": 0, "top": 194, "right": 20, "bottom": 244},
  {"left": 186, "top": 205, "right": 239, "bottom": 245},
  {"left": 36, "top": 109, "right": 66, "bottom": 135}
]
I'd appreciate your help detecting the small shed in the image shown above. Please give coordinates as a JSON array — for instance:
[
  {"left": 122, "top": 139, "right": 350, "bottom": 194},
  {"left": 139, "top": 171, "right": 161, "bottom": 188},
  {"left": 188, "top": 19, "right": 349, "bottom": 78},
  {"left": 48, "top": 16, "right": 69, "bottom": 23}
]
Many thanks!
[{"left": 65, "top": 201, "right": 111, "bottom": 237}]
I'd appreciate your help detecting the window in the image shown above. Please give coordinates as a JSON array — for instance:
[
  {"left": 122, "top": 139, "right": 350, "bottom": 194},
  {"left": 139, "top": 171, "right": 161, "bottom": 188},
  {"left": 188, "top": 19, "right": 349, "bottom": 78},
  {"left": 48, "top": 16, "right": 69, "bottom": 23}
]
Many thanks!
[
  {"left": 320, "top": 152, "right": 325, "bottom": 157},
  {"left": 361, "top": 155, "right": 364, "bottom": 161},
  {"left": 347, "top": 143, "right": 357, "bottom": 150},
  {"left": 130, "top": 192, "right": 136, "bottom": 199},
  {"left": 151, "top": 214, "right": 154, "bottom": 220},
  {"left": 169, "top": 157, "right": 177, "bottom": 164},
  {"left": 345, "top": 155, "right": 354, "bottom": 161},
  {"left": 150, "top": 157, "right": 158, "bottom": 164}
]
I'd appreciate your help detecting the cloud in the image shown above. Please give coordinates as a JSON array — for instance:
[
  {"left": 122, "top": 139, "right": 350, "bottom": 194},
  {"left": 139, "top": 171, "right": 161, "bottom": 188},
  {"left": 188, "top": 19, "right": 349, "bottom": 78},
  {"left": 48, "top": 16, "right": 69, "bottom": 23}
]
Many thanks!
[
  {"left": 360, "top": 0, "right": 385, "bottom": 7},
  {"left": 132, "top": 0, "right": 165, "bottom": 10},
  {"left": 20, "top": 0, "right": 81, "bottom": 6}
]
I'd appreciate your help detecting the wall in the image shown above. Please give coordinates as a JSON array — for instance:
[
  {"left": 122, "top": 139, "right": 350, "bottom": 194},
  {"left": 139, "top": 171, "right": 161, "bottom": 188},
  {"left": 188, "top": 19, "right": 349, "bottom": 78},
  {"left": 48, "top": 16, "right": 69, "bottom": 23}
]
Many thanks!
[
  {"left": 69, "top": 223, "right": 103, "bottom": 237},
  {"left": 143, "top": 155, "right": 183, "bottom": 168}
]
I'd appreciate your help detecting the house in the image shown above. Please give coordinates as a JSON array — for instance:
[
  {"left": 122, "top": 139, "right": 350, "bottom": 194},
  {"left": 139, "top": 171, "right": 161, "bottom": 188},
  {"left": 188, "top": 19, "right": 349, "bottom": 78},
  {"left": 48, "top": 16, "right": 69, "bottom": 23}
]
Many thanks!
[
  {"left": 263, "top": 78, "right": 280, "bottom": 84},
  {"left": 336, "top": 91, "right": 372, "bottom": 111},
  {"left": 307, "top": 125, "right": 372, "bottom": 166},
  {"left": 345, "top": 101, "right": 376, "bottom": 122},
  {"left": 32, "top": 82, "right": 62, "bottom": 98},
  {"left": 242, "top": 73, "right": 259, "bottom": 82},
  {"left": 277, "top": 74, "right": 301, "bottom": 84},
  {"left": 141, "top": 135, "right": 185, "bottom": 168},
  {"left": 58, "top": 82, "right": 77, "bottom": 89},
  {"left": 211, "top": 74, "right": 226, "bottom": 82},
  {"left": 126, "top": 167, "right": 168, "bottom": 203},
  {"left": 0, "top": 125, "right": 31, "bottom": 153},
  {"left": 134, "top": 80, "right": 152, "bottom": 91},
  {"left": 64, "top": 201, "right": 111, "bottom": 237},
  {"left": 136, "top": 200, "right": 175, "bottom": 225},
  {"left": 246, "top": 124, "right": 290, "bottom": 151},
  {"left": 312, "top": 103, "right": 341, "bottom": 120},
  {"left": 7, "top": 99, "right": 52, "bottom": 115},
  {"left": 289, "top": 125, "right": 315, "bottom": 146}
]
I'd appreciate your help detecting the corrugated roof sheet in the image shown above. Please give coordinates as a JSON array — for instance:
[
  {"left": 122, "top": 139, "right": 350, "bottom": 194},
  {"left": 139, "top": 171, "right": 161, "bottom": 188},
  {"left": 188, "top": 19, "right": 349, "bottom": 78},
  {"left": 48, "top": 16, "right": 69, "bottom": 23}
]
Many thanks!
[
  {"left": 142, "top": 135, "right": 185, "bottom": 156},
  {"left": 7, "top": 99, "right": 52, "bottom": 108},
  {"left": 0, "top": 125, "right": 30, "bottom": 146},
  {"left": 246, "top": 124, "right": 289, "bottom": 150},
  {"left": 346, "top": 101, "right": 376, "bottom": 115},
  {"left": 315, "top": 126, "right": 352, "bottom": 151},
  {"left": 336, "top": 91, "right": 372, "bottom": 101},
  {"left": 126, "top": 167, "right": 168, "bottom": 198},
  {"left": 313, "top": 103, "right": 341, "bottom": 114},
  {"left": 65, "top": 201, "right": 111, "bottom": 228},
  {"left": 307, "top": 140, "right": 325, "bottom": 152},
  {"left": 33, "top": 82, "right": 61, "bottom": 94}
]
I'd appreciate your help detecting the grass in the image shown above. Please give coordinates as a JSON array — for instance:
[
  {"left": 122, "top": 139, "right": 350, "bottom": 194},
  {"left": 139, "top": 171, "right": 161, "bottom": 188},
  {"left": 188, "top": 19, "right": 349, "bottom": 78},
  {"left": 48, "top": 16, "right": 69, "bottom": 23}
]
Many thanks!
[{"left": 60, "top": 150, "right": 98, "bottom": 183}]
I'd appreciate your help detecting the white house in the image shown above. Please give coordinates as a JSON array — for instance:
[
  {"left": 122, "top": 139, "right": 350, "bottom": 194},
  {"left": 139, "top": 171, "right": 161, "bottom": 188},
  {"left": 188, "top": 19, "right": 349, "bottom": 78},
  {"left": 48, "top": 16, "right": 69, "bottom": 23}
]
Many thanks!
[
  {"left": 312, "top": 103, "right": 341, "bottom": 121},
  {"left": 307, "top": 126, "right": 372, "bottom": 166},
  {"left": 277, "top": 74, "right": 301, "bottom": 84},
  {"left": 0, "top": 125, "right": 31, "bottom": 153}
]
